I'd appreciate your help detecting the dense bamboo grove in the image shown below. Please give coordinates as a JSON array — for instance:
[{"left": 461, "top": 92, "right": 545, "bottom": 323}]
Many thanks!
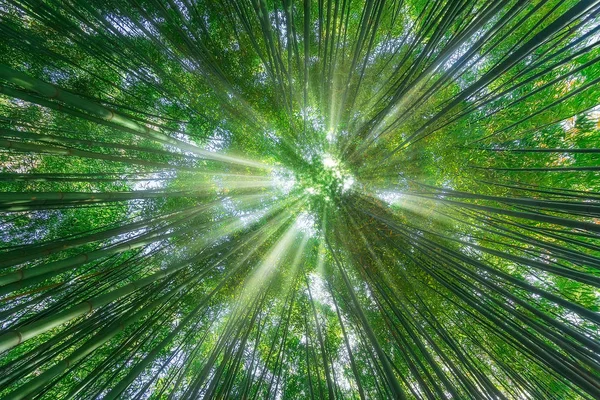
[{"left": 1, "top": 0, "right": 600, "bottom": 398}]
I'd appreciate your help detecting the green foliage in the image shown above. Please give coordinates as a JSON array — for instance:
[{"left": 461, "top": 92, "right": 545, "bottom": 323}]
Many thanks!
[{"left": 1, "top": 0, "right": 600, "bottom": 399}]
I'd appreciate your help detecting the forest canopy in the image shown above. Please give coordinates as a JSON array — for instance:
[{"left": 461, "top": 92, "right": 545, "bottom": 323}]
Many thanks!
[{"left": 1, "top": 0, "right": 600, "bottom": 398}]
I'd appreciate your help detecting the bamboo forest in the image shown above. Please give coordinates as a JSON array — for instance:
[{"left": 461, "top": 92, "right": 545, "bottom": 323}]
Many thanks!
[{"left": 2, "top": 0, "right": 600, "bottom": 399}]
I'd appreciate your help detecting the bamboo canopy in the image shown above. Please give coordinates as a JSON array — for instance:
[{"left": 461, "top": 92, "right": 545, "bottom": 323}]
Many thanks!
[{"left": 1, "top": 0, "right": 600, "bottom": 398}]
